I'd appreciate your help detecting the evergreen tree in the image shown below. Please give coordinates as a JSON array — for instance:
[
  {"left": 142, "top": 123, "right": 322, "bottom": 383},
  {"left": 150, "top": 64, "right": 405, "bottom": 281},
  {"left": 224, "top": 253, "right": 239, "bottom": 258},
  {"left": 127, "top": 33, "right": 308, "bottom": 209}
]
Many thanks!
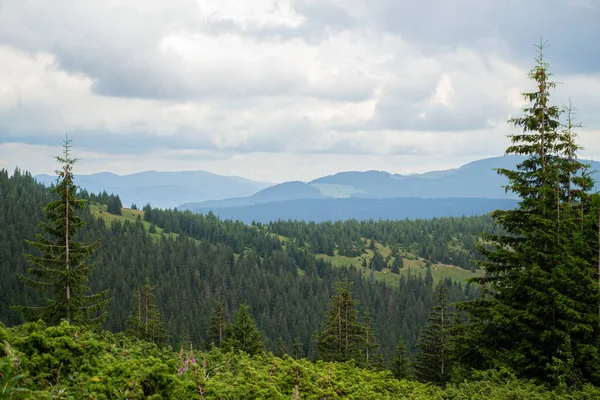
[
  {"left": 107, "top": 194, "right": 122, "bottom": 215},
  {"left": 370, "top": 248, "right": 385, "bottom": 271},
  {"left": 463, "top": 42, "right": 600, "bottom": 385},
  {"left": 125, "top": 284, "right": 169, "bottom": 345},
  {"left": 293, "top": 337, "right": 304, "bottom": 359},
  {"left": 15, "top": 136, "right": 109, "bottom": 326},
  {"left": 391, "top": 336, "right": 409, "bottom": 380},
  {"left": 414, "top": 283, "right": 450, "bottom": 385},
  {"left": 317, "top": 282, "right": 366, "bottom": 363},
  {"left": 275, "top": 336, "right": 287, "bottom": 358},
  {"left": 226, "top": 303, "right": 264, "bottom": 356},
  {"left": 207, "top": 301, "right": 226, "bottom": 348},
  {"left": 391, "top": 256, "right": 403, "bottom": 274},
  {"left": 362, "top": 312, "right": 383, "bottom": 369}
]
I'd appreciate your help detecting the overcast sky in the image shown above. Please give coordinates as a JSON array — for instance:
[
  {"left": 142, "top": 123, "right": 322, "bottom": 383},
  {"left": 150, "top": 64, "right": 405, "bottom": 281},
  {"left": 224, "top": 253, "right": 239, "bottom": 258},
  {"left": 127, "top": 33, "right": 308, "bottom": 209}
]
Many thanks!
[{"left": 0, "top": 0, "right": 599, "bottom": 182}]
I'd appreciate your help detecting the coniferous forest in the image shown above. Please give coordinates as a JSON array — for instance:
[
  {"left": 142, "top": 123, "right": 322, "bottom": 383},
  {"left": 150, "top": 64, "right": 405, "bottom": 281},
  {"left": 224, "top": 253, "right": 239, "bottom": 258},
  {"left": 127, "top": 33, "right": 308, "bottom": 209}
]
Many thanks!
[{"left": 2, "top": 46, "right": 600, "bottom": 398}]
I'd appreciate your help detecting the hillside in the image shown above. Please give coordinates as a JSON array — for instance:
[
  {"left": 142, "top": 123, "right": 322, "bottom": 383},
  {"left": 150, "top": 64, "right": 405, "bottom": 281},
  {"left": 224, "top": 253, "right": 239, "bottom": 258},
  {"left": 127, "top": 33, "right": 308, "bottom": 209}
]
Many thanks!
[
  {"left": 316, "top": 242, "right": 484, "bottom": 286},
  {"left": 187, "top": 181, "right": 326, "bottom": 209},
  {"left": 88, "top": 202, "right": 483, "bottom": 287},
  {"left": 182, "top": 196, "right": 518, "bottom": 223}
]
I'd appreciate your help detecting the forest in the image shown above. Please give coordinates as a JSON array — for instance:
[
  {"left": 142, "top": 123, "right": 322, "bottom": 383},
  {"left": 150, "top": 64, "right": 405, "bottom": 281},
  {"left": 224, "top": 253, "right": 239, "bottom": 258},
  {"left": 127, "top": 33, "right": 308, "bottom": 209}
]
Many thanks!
[{"left": 2, "top": 47, "right": 600, "bottom": 398}]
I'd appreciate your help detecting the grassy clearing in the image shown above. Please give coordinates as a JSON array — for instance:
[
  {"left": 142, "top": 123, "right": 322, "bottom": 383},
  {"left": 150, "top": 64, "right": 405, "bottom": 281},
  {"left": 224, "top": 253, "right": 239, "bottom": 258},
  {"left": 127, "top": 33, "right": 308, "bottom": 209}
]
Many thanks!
[
  {"left": 316, "top": 241, "right": 483, "bottom": 287},
  {"left": 311, "top": 183, "right": 366, "bottom": 198},
  {"left": 89, "top": 204, "right": 177, "bottom": 241}
]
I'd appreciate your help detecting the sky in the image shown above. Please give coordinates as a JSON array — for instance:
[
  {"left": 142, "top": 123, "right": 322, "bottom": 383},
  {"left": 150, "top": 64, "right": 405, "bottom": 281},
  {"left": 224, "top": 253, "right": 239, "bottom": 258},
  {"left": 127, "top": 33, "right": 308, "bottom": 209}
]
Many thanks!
[{"left": 0, "top": 0, "right": 599, "bottom": 183}]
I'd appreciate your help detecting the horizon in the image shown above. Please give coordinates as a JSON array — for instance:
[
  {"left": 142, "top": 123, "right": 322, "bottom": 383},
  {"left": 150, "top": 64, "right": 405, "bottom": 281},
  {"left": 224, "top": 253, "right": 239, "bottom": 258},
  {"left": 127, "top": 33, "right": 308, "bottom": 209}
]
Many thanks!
[{"left": 10, "top": 153, "right": 520, "bottom": 184}]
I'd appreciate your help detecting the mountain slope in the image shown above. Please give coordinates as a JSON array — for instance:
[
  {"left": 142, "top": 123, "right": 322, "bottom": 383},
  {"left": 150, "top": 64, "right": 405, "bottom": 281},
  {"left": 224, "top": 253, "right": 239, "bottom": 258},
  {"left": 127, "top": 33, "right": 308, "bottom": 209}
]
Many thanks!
[
  {"left": 181, "top": 181, "right": 326, "bottom": 209},
  {"left": 188, "top": 197, "right": 518, "bottom": 223},
  {"left": 309, "top": 156, "right": 526, "bottom": 199}
]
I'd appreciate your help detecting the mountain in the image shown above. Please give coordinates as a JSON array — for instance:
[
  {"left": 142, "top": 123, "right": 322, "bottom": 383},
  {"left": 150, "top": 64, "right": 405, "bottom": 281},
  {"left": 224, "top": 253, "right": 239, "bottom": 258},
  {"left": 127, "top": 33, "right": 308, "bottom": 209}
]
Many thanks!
[
  {"left": 35, "top": 170, "right": 272, "bottom": 208},
  {"left": 181, "top": 155, "right": 600, "bottom": 214},
  {"left": 188, "top": 197, "right": 518, "bottom": 224},
  {"left": 310, "top": 156, "right": 526, "bottom": 199},
  {"left": 182, "top": 181, "right": 326, "bottom": 209}
]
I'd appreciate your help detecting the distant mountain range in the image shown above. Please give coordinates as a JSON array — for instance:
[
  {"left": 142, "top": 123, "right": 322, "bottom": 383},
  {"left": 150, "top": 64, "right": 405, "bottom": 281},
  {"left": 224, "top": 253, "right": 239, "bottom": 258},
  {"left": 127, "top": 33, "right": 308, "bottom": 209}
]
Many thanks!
[
  {"left": 178, "top": 155, "right": 600, "bottom": 221},
  {"left": 181, "top": 155, "right": 600, "bottom": 209},
  {"left": 35, "top": 155, "right": 600, "bottom": 222},
  {"left": 34, "top": 171, "right": 272, "bottom": 209}
]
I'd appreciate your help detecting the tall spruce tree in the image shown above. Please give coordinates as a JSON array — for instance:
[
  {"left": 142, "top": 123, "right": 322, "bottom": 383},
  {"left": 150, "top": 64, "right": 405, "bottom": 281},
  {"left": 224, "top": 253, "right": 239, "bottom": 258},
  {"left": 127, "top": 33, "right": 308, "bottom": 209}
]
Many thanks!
[
  {"left": 463, "top": 42, "right": 600, "bottom": 385},
  {"left": 414, "top": 282, "right": 451, "bottom": 384},
  {"left": 125, "top": 284, "right": 169, "bottom": 345},
  {"left": 207, "top": 301, "right": 226, "bottom": 348},
  {"left": 362, "top": 312, "right": 383, "bottom": 369},
  {"left": 226, "top": 303, "right": 264, "bottom": 356},
  {"left": 391, "top": 336, "right": 409, "bottom": 380},
  {"left": 15, "top": 136, "right": 109, "bottom": 326},
  {"left": 317, "top": 282, "right": 367, "bottom": 363}
]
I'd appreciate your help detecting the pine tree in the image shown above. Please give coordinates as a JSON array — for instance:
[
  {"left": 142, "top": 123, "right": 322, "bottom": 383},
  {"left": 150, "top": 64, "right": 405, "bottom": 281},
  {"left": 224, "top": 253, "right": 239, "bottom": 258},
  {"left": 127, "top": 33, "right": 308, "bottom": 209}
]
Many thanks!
[
  {"left": 275, "top": 336, "right": 287, "bottom": 358},
  {"left": 226, "top": 303, "right": 264, "bottom": 356},
  {"left": 391, "top": 256, "right": 403, "bottom": 274},
  {"left": 361, "top": 312, "right": 383, "bottom": 369},
  {"left": 107, "top": 194, "right": 122, "bottom": 215},
  {"left": 463, "top": 42, "right": 600, "bottom": 385},
  {"left": 125, "top": 284, "right": 169, "bottom": 345},
  {"left": 414, "top": 283, "right": 450, "bottom": 384},
  {"left": 370, "top": 248, "right": 385, "bottom": 271},
  {"left": 207, "top": 301, "right": 226, "bottom": 348},
  {"left": 15, "top": 135, "right": 109, "bottom": 326},
  {"left": 316, "top": 282, "right": 366, "bottom": 363},
  {"left": 293, "top": 337, "right": 304, "bottom": 359},
  {"left": 391, "top": 336, "right": 409, "bottom": 380}
]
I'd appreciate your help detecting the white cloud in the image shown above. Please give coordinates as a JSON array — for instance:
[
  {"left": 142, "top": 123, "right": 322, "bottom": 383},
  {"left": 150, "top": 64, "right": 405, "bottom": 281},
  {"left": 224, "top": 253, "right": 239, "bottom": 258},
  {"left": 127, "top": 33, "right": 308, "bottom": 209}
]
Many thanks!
[
  {"left": 430, "top": 74, "right": 454, "bottom": 107},
  {"left": 194, "top": 0, "right": 305, "bottom": 29},
  {"left": 0, "top": 0, "right": 599, "bottom": 181}
]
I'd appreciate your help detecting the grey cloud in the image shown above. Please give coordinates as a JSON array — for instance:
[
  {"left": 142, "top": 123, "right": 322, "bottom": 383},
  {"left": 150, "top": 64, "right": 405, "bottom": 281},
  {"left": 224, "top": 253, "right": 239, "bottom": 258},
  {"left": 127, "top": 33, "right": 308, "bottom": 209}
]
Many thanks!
[
  {"left": 366, "top": 0, "right": 600, "bottom": 74},
  {"left": 195, "top": 0, "right": 356, "bottom": 41},
  {"left": 1, "top": 0, "right": 599, "bottom": 165}
]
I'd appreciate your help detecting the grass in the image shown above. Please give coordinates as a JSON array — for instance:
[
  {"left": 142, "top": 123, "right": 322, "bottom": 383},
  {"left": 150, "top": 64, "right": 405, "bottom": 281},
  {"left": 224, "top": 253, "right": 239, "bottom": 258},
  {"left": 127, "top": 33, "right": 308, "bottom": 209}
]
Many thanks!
[
  {"left": 90, "top": 204, "right": 177, "bottom": 241},
  {"left": 316, "top": 242, "right": 483, "bottom": 287}
]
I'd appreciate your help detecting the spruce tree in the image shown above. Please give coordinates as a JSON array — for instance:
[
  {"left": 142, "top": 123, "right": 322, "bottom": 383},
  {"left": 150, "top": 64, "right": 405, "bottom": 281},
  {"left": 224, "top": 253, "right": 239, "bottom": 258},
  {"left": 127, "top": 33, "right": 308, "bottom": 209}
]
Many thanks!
[
  {"left": 15, "top": 136, "right": 109, "bottom": 326},
  {"left": 226, "top": 303, "right": 264, "bottom": 356},
  {"left": 463, "top": 42, "right": 600, "bottom": 384},
  {"left": 125, "top": 284, "right": 169, "bottom": 345},
  {"left": 361, "top": 312, "right": 383, "bottom": 369},
  {"left": 275, "top": 336, "right": 287, "bottom": 358},
  {"left": 391, "top": 256, "right": 403, "bottom": 274},
  {"left": 414, "top": 283, "right": 450, "bottom": 384},
  {"left": 316, "top": 282, "right": 366, "bottom": 363},
  {"left": 391, "top": 336, "right": 409, "bottom": 380},
  {"left": 107, "top": 194, "right": 122, "bottom": 215},
  {"left": 293, "top": 338, "right": 304, "bottom": 359},
  {"left": 207, "top": 301, "right": 226, "bottom": 348}
]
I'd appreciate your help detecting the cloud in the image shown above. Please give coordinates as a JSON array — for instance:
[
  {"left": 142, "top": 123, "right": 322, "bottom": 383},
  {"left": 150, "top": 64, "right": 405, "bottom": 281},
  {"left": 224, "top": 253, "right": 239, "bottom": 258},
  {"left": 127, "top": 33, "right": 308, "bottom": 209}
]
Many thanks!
[{"left": 0, "top": 0, "right": 599, "bottom": 181}]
